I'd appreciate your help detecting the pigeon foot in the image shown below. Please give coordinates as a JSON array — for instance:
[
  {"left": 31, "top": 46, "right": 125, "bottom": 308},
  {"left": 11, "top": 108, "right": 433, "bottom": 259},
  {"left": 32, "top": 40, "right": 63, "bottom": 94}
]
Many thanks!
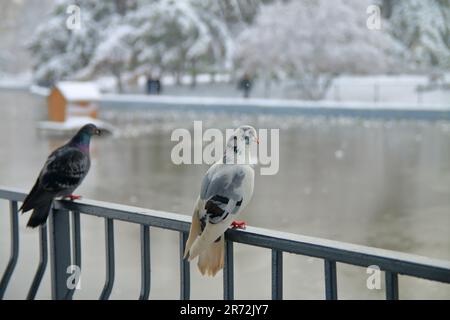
[
  {"left": 64, "top": 194, "right": 82, "bottom": 201},
  {"left": 231, "top": 220, "right": 247, "bottom": 229}
]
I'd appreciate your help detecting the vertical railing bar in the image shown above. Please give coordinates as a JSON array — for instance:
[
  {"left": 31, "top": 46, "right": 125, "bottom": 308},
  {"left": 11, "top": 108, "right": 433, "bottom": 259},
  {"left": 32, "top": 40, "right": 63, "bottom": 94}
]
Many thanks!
[
  {"left": 0, "top": 201, "right": 19, "bottom": 299},
  {"left": 65, "top": 211, "right": 81, "bottom": 300},
  {"left": 26, "top": 224, "right": 48, "bottom": 300},
  {"left": 179, "top": 232, "right": 190, "bottom": 300},
  {"left": 72, "top": 211, "right": 82, "bottom": 268},
  {"left": 271, "top": 249, "right": 283, "bottom": 300},
  {"left": 385, "top": 271, "right": 399, "bottom": 300},
  {"left": 324, "top": 260, "right": 338, "bottom": 300},
  {"left": 49, "top": 206, "right": 73, "bottom": 300},
  {"left": 99, "top": 218, "right": 115, "bottom": 300},
  {"left": 139, "top": 225, "right": 151, "bottom": 300},
  {"left": 223, "top": 239, "right": 234, "bottom": 300}
]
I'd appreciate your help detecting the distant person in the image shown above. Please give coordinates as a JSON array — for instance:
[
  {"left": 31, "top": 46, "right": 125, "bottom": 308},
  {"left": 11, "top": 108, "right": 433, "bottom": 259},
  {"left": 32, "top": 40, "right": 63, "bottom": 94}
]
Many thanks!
[
  {"left": 238, "top": 73, "right": 252, "bottom": 98},
  {"left": 155, "top": 78, "right": 162, "bottom": 94},
  {"left": 146, "top": 75, "right": 162, "bottom": 95}
]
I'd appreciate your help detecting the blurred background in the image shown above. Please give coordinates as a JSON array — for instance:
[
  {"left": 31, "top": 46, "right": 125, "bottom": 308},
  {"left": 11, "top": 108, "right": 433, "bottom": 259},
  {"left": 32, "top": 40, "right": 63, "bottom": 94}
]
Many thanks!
[{"left": 0, "top": 0, "right": 449, "bottom": 299}]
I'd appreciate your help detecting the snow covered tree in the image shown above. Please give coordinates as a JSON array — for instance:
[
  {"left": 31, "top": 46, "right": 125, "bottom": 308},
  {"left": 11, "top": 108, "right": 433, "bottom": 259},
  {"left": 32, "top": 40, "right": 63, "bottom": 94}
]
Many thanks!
[
  {"left": 235, "top": 0, "right": 403, "bottom": 100},
  {"left": 78, "top": 24, "right": 135, "bottom": 92},
  {"left": 388, "top": 0, "right": 450, "bottom": 69},
  {"left": 28, "top": 1, "right": 75, "bottom": 85},
  {"left": 28, "top": 0, "right": 137, "bottom": 86},
  {"left": 211, "top": 0, "right": 274, "bottom": 29},
  {"left": 126, "top": 0, "right": 234, "bottom": 86},
  {"left": 29, "top": 0, "right": 237, "bottom": 88}
]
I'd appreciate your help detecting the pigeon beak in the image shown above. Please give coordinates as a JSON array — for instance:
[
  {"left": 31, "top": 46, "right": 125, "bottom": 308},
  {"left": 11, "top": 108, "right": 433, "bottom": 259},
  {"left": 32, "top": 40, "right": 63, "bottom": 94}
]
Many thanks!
[{"left": 256, "top": 137, "right": 260, "bottom": 145}]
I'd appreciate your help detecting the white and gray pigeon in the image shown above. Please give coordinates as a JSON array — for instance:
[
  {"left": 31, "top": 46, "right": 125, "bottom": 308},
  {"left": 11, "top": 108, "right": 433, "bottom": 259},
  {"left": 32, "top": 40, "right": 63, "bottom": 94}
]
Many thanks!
[
  {"left": 20, "top": 124, "right": 101, "bottom": 228},
  {"left": 184, "top": 125, "right": 259, "bottom": 276}
]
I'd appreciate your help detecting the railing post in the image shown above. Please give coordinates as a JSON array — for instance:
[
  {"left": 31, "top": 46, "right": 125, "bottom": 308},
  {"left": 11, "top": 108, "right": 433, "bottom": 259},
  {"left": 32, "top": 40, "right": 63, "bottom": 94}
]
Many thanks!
[
  {"left": 49, "top": 206, "right": 73, "bottom": 300},
  {"left": 139, "top": 225, "right": 151, "bottom": 300},
  {"left": 271, "top": 250, "right": 283, "bottom": 300},
  {"left": 385, "top": 271, "right": 399, "bottom": 300},
  {"left": 64, "top": 211, "right": 81, "bottom": 300},
  {"left": 179, "top": 232, "right": 190, "bottom": 300},
  {"left": 26, "top": 224, "right": 48, "bottom": 300},
  {"left": 324, "top": 260, "right": 338, "bottom": 300},
  {"left": 223, "top": 240, "right": 234, "bottom": 300},
  {"left": 99, "top": 218, "right": 115, "bottom": 300},
  {"left": 0, "top": 201, "right": 19, "bottom": 299}
]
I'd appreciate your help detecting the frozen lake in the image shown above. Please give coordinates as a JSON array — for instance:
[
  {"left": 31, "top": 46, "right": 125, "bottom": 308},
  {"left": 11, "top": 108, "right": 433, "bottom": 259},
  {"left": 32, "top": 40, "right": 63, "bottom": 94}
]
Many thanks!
[{"left": 0, "top": 89, "right": 449, "bottom": 299}]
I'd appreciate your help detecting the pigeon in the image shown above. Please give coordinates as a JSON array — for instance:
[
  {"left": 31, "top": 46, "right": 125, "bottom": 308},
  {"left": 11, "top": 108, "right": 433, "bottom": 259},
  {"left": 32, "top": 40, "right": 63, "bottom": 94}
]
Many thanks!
[
  {"left": 20, "top": 124, "right": 101, "bottom": 228},
  {"left": 184, "top": 125, "right": 259, "bottom": 276}
]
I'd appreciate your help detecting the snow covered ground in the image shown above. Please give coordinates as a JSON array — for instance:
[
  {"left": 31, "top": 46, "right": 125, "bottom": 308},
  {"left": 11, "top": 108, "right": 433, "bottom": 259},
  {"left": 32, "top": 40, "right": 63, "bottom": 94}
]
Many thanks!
[
  {"left": 325, "top": 75, "right": 450, "bottom": 105},
  {"left": 37, "top": 116, "right": 115, "bottom": 135},
  {"left": 0, "top": 72, "right": 32, "bottom": 90},
  {"left": 5, "top": 73, "right": 450, "bottom": 112},
  {"left": 102, "top": 92, "right": 450, "bottom": 111},
  {"left": 111, "top": 74, "right": 450, "bottom": 109},
  {"left": 98, "top": 75, "right": 450, "bottom": 117}
]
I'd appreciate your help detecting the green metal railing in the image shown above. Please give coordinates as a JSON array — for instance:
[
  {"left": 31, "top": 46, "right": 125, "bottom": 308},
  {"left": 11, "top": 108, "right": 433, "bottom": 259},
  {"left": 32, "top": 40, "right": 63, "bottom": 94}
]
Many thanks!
[{"left": 1, "top": 187, "right": 449, "bottom": 300}]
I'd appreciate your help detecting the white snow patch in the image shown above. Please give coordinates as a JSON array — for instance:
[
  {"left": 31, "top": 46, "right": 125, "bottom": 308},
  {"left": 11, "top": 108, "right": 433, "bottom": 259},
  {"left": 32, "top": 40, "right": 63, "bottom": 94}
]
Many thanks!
[
  {"left": 56, "top": 81, "right": 101, "bottom": 101},
  {"left": 102, "top": 93, "right": 450, "bottom": 111},
  {"left": 38, "top": 116, "right": 115, "bottom": 134},
  {"left": 95, "top": 77, "right": 118, "bottom": 93},
  {"left": 0, "top": 72, "right": 32, "bottom": 89},
  {"left": 29, "top": 85, "right": 51, "bottom": 96}
]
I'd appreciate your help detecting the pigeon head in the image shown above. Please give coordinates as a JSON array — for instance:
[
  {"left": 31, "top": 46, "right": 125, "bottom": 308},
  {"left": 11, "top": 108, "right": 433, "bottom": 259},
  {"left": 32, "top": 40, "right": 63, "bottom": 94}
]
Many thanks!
[
  {"left": 80, "top": 124, "right": 102, "bottom": 137},
  {"left": 70, "top": 124, "right": 101, "bottom": 149},
  {"left": 227, "top": 125, "right": 259, "bottom": 148},
  {"left": 224, "top": 125, "right": 259, "bottom": 165}
]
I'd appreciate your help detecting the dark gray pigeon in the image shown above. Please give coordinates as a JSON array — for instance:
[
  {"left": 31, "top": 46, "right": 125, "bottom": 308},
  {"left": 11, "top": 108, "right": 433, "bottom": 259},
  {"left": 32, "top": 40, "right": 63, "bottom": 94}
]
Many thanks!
[{"left": 20, "top": 124, "right": 101, "bottom": 228}]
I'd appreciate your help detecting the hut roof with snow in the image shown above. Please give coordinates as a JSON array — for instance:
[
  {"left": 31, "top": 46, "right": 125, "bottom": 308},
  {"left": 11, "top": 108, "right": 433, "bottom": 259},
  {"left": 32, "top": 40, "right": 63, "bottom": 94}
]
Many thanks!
[{"left": 55, "top": 81, "right": 101, "bottom": 102}]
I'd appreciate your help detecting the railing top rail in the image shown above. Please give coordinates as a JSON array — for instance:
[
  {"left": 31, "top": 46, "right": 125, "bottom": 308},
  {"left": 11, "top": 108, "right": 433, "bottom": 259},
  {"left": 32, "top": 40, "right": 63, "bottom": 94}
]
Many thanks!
[{"left": 1, "top": 186, "right": 449, "bottom": 284}]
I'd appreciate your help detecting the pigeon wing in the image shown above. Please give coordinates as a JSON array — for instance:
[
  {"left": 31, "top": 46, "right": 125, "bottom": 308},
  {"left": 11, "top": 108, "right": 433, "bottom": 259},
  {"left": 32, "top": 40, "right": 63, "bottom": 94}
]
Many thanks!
[
  {"left": 40, "top": 146, "right": 90, "bottom": 194},
  {"left": 20, "top": 146, "right": 89, "bottom": 212},
  {"left": 200, "top": 165, "right": 246, "bottom": 226}
]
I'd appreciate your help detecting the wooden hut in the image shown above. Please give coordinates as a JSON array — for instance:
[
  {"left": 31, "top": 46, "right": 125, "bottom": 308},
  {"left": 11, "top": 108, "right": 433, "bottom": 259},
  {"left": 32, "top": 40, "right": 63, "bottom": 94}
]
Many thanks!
[{"left": 47, "top": 82, "right": 101, "bottom": 122}]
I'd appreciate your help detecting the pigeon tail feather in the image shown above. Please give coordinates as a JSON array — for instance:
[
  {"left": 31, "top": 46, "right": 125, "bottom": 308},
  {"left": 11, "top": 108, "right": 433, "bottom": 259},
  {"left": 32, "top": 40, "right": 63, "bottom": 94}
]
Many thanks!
[
  {"left": 188, "top": 218, "right": 231, "bottom": 262},
  {"left": 20, "top": 178, "right": 42, "bottom": 213},
  {"left": 27, "top": 199, "right": 53, "bottom": 228},
  {"left": 197, "top": 237, "right": 224, "bottom": 276},
  {"left": 184, "top": 199, "right": 202, "bottom": 259}
]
